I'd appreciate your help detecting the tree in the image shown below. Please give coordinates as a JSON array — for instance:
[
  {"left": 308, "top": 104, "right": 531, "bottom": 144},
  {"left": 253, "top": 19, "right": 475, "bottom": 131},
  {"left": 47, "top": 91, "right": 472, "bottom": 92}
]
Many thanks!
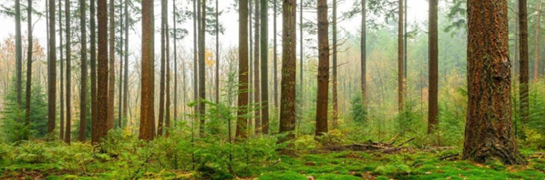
[
  {"left": 64, "top": 0, "right": 71, "bottom": 144},
  {"left": 24, "top": 0, "right": 32, "bottom": 140},
  {"left": 236, "top": 0, "right": 249, "bottom": 140},
  {"left": 279, "top": 0, "right": 296, "bottom": 144},
  {"left": 463, "top": 0, "right": 525, "bottom": 165},
  {"left": 332, "top": 0, "right": 338, "bottom": 128},
  {"left": 90, "top": 0, "right": 97, "bottom": 143},
  {"left": 215, "top": 0, "right": 219, "bottom": 105},
  {"left": 273, "top": 0, "right": 278, "bottom": 110},
  {"left": 397, "top": 0, "right": 404, "bottom": 112},
  {"left": 47, "top": 0, "right": 56, "bottom": 140},
  {"left": 534, "top": 0, "right": 542, "bottom": 82},
  {"left": 519, "top": 0, "right": 529, "bottom": 124},
  {"left": 166, "top": 19, "right": 171, "bottom": 135},
  {"left": 428, "top": 0, "right": 438, "bottom": 133},
  {"left": 139, "top": 0, "right": 155, "bottom": 141},
  {"left": 122, "top": 0, "right": 129, "bottom": 129},
  {"left": 315, "top": 0, "right": 329, "bottom": 136},
  {"left": 79, "top": 0, "right": 88, "bottom": 142},
  {"left": 173, "top": 0, "right": 178, "bottom": 123},
  {"left": 59, "top": 0, "right": 64, "bottom": 140},
  {"left": 260, "top": 0, "right": 269, "bottom": 134},
  {"left": 198, "top": 0, "right": 206, "bottom": 137},
  {"left": 158, "top": 0, "right": 167, "bottom": 136},
  {"left": 360, "top": 0, "right": 367, "bottom": 122},
  {"left": 107, "top": 0, "right": 115, "bottom": 130},
  {"left": 94, "top": 0, "right": 109, "bottom": 144},
  {"left": 254, "top": 0, "right": 261, "bottom": 135},
  {"left": 15, "top": 0, "right": 22, "bottom": 108}
]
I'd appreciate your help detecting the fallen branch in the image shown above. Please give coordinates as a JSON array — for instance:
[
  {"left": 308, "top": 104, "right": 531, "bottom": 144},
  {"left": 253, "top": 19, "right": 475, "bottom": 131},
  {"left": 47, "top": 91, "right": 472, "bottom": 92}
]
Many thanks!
[
  {"left": 439, "top": 153, "right": 459, "bottom": 161},
  {"left": 131, "top": 152, "right": 155, "bottom": 179},
  {"left": 396, "top": 138, "right": 415, "bottom": 147}
]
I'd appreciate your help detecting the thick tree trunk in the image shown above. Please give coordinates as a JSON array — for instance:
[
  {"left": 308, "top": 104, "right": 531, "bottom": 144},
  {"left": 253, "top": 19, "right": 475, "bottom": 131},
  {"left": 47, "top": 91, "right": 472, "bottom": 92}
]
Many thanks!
[
  {"left": 463, "top": 0, "right": 525, "bottom": 165},
  {"left": 260, "top": 0, "right": 269, "bottom": 134},
  {"left": 64, "top": 0, "right": 71, "bottom": 144},
  {"left": 236, "top": 0, "right": 249, "bottom": 140},
  {"left": 79, "top": 0, "right": 87, "bottom": 142},
  {"left": 139, "top": 0, "right": 155, "bottom": 141},
  {"left": 519, "top": 0, "right": 529, "bottom": 124},
  {"left": 315, "top": 0, "right": 329, "bottom": 136},
  {"left": 279, "top": 0, "right": 297, "bottom": 144},
  {"left": 198, "top": 0, "right": 206, "bottom": 137},
  {"left": 332, "top": 0, "right": 338, "bottom": 128},
  {"left": 94, "top": 0, "right": 109, "bottom": 144},
  {"left": 90, "top": 0, "right": 97, "bottom": 143},
  {"left": 397, "top": 0, "right": 404, "bottom": 112},
  {"left": 535, "top": 0, "right": 542, "bottom": 82},
  {"left": 254, "top": 0, "right": 261, "bottom": 135},
  {"left": 158, "top": 0, "right": 167, "bottom": 136},
  {"left": 47, "top": 0, "right": 56, "bottom": 139},
  {"left": 108, "top": 0, "right": 115, "bottom": 130},
  {"left": 428, "top": 0, "right": 438, "bottom": 134},
  {"left": 25, "top": 0, "right": 32, "bottom": 140}
]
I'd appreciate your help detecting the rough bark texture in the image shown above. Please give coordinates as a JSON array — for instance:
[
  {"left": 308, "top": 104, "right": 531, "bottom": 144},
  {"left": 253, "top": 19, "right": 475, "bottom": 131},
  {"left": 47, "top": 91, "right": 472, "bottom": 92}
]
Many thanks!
[
  {"left": 47, "top": 0, "right": 56, "bottom": 139},
  {"left": 519, "top": 0, "right": 529, "bottom": 124},
  {"left": 64, "top": 0, "right": 71, "bottom": 144},
  {"left": 280, "top": 0, "right": 297, "bottom": 143},
  {"left": 79, "top": 0, "right": 87, "bottom": 142},
  {"left": 198, "top": 0, "right": 206, "bottom": 137},
  {"left": 254, "top": 0, "right": 261, "bottom": 135},
  {"left": 315, "top": 0, "right": 329, "bottom": 136},
  {"left": 139, "top": 0, "right": 155, "bottom": 141},
  {"left": 463, "top": 0, "right": 525, "bottom": 165},
  {"left": 25, "top": 0, "right": 32, "bottom": 140},
  {"left": 397, "top": 0, "right": 404, "bottom": 112},
  {"left": 90, "top": 0, "right": 97, "bottom": 143},
  {"left": 535, "top": 0, "right": 542, "bottom": 81},
  {"left": 94, "top": 0, "right": 109, "bottom": 144},
  {"left": 428, "top": 0, "right": 438, "bottom": 134},
  {"left": 236, "top": 0, "right": 249, "bottom": 140},
  {"left": 260, "top": 0, "right": 269, "bottom": 134},
  {"left": 107, "top": 0, "right": 115, "bottom": 130},
  {"left": 332, "top": 0, "right": 338, "bottom": 128}
]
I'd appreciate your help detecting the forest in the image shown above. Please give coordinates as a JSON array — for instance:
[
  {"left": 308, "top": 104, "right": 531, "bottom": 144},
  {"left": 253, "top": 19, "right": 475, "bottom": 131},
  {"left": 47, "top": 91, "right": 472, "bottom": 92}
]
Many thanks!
[{"left": 1, "top": 0, "right": 545, "bottom": 179}]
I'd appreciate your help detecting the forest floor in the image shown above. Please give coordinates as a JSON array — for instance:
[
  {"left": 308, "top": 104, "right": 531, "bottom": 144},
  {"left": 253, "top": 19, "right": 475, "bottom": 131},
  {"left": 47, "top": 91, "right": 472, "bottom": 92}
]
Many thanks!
[{"left": 2, "top": 145, "right": 545, "bottom": 180}]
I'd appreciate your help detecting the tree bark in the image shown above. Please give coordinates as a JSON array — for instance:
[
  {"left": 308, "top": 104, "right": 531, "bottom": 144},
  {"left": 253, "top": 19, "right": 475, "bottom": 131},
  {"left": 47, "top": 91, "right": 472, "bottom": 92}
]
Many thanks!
[
  {"left": 173, "top": 0, "right": 178, "bottom": 125},
  {"left": 535, "top": 0, "right": 542, "bottom": 82},
  {"left": 215, "top": 0, "right": 219, "bottom": 105},
  {"left": 428, "top": 0, "right": 438, "bottom": 134},
  {"left": 166, "top": 23, "right": 171, "bottom": 136},
  {"left": 361, "top": 0, "right": 367, "bottom": 122},
  {"left": 158, "top": 0, "right": 167, "bottom": 136},
  {"left": 25, "top": 0, "right": 32, "bottom": 140},
  {"left": 397, "top": 0, "right": 404, "bottom": 112},
  {"left": 198, "top": 0, "right": 206, "bottom": 137},
  {"left": 90, "top": 0, "right": 97, "bottom": 143},
  {"left": 254, "top": 0, "right": 261, "bottom": 135},
  {"left": 139, "top": 0, "right": 155, "bottom": 141},
  {"left": 463, "top": 0, "right": 525, "bottom": 165},
  {"left": 107, "top": 0, "right": 115, "bottom": 130},
  {"left": 123, "top": 0, "right": 129, "bottom": 127},
  {"left": 519, "top": 0, "right": 529, "bottom": 124},
  {"left": 279, "top": 0, "right": 297, "bottom": 144},
  {"left": 236, "top": 0, "right": 249, "bottom": 140},
  {"left": 315, "top": 0, "right": 329, "bottom": 136},
  {"left": 94, "top": 0, "right": 109, "bottom": 144},
  {"left": 59, "top": 0, "right": 64, "bottom": 140},
  {"left": 79, "top": 0, "right": 88, "bottom": 142},
  {"left": 332, "top": 0, "right": 338, "bottom": 128},
  {"left": 64, "top": 0, "right": 71, "bottom": 144},
  {"left": 273, "top": 0, "right": 278, "bottom": 110},
  {"left": 47, "top": 0, "right": 57, "bottom": 140},
  {"left": 260, "top": 0, "right": 269, "bottom": 134},
  {"left": 15, "top": 0, "right": 22, "bottom": 108}
]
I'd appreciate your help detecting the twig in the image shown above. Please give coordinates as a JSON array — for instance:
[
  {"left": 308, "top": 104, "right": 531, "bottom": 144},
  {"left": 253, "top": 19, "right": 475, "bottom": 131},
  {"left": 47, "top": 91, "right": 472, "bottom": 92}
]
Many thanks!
[
  {"left": 131, "top": 152, "right": 155, "bottom": 179},
  {"left": 396, "top": 137, "right": 415, "bottom": 147},
  {"left": 439, "top": 153, "right": 459, "bottom": 161}
]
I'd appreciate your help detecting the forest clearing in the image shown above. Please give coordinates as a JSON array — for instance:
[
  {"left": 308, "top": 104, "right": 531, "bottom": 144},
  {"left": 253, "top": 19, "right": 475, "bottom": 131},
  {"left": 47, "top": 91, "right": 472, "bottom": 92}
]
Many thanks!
[{"left": 1, "top": 0, "right": 545, "bottom": 179}]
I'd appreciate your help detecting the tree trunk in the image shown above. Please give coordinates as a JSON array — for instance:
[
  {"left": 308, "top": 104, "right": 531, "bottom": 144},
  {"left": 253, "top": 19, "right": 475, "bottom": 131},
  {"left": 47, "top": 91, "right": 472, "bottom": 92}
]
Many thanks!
[
  {"left": 535, "top": 0, "right": 542, "bottom": 82},
  {"left": 107, "top": 0, "right": 115, "bottom": 130},
  {"left": 463, "top": 0, "right": 525, "bottom": 165},
  {"left": 198, "top": 0, "right": 206, "bottom": 137},
  {"left": 94, "top": 0, "right": 109, "bottom": 144},
  {"left": 236, "top": 0, "right": 249, "bottom": 140},
  {"left": 397, "top": 0, "right": 404, "bottom": 112},
  {"left": 166, "top": 23, "right": 171, "bottom": 136},
  {"left": 173, "top": 0, "right": 178, "bottom": 125},
  {"left": 118, "top": 1, "right": 123, "bottom": 128},
  {"left": 59, "top": 0, "right": 64, "bottom": 140},
  {"left": 139, "top": 0, "right": 155, "bottom": 141},
  {"left": 193, "top": 0, "right": 198, "bottom": 136},
  {"left": 25, "top": 0, "right": 32, "bottom": 140},
  {"left": 315, "top": 0, "right": 329, "bottom": 136},
  {"left": 299, "top": 0, "right": 303, "bottom": 101},
  {"left": 90, "top": 0, "right": 97, "bottom": 143},
  {"left": 64, "top": 0, "right": 71, "bottom": 144},
  {"left": 47, "top": 0, "right": 57, "bottom": 140},
  {"left": 158, "top": 0, "right": 167, "bottom": 136},
  {"left": 519, "top": 0, "right": 529, "bottom": 124},
  {"left": 332, "top": 0, "right": 338, "bottom": 129},
  {"left": 215, "top": 0, "right": 219, "bottom": 105},
  {"left": 254, "top": 0, "right": 261, "bottom": 135},
  {"left": 15, "top": 0, "right": 22, "bottom": 108},
  {"left": 79, "top": 0, "right": 88, "bottom": 142},
  {"left": 260, "top": 0, "right": 269, "bottom": 134},
  {"left": 279, "top": 0, "right": 297, "bottom": 144},
  {"left": 361, "top": 0, "right": 367, "bottom": 122},
  {"left": 428, "top": 0, "right": 438, "bottom": 134},
  {"left": 123, "top": 0, "right": 129, "bottom": 127},
  {"left": 273, "top": 0, "right": 278, "bottom": 110}
]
